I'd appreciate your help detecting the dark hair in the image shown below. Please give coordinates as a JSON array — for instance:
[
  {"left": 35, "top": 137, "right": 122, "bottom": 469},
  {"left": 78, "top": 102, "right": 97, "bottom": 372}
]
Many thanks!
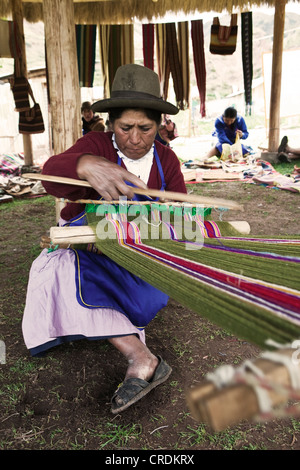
[
  {"left": 108, "top": 108, "right": 162, "bottom": 126},
  {"left": 81, "top": 101, "right": 92, "bottom": 112},
  {"left": 223, "top": 107, "right": 237, "bottom": 119}
]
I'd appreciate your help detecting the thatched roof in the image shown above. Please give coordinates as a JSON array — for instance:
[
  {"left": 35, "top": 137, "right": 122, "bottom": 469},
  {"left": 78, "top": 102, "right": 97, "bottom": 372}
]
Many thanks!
[{"left": 1, "top": 0, "right": 296, "bottom": 24}]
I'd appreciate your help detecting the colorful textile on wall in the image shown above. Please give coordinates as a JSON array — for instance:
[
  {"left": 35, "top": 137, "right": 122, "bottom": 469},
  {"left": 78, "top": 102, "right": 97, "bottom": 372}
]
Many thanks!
[
  {"left": 8, "top": 21, "right": 21, "bottom": 59},
  {"left": 108, "top": 25, "right": 122, "bottom": 92},
  {"left": 75, "top": 25, "right": 97, "bottom": 87},
  {"left": 241, "top": 12, "right": 253, "bottom": 115},
  {"left": 210, "top": 14, "right": 238, "bottom": 55},
  {"left": 19, "top": 102, "right": 45, "bottom": 135},
  {"left": 165, "top": 23, "right": 184, "bottom": 110},
  {"left": 98, "top": 25, "right": 110, "bottom": 99},
  {"left": 0, "top": 19, "right": 21, "bottom": 58},
  {"left": 156, "top": 22, "right": 188, "bottom": 110},
  {"left": 120, "top": 24, "right": 134, "bottom": 65},
  {"left": 143, "top": 24, "right": 155, "bottom": 70},
  {"left": 10, "top": 75, "right": 31, "bottom": 112},
  {"left": 108, "top": 25, "right": 134, "bottom": 93},
  {"left": 156, "top": 23, "right": 170, "bottom": 100},
  {"left": 191, "top": 20, "right": 206, "bottom": 117},
  {"left": 177, "top": 21, "right": 190, "bottom": 110},
  {"left": 84, "top": 205, "right": 300, "bottom": 349}
]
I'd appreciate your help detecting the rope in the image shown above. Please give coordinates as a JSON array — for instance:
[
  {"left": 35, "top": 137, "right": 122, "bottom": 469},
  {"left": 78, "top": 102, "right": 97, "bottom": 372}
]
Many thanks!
[
  {"left": 260, "top": 352, "right": 300, "bottom": 390},
  {"left": 204, "top": 340, "right": 300, "bottom": 419}
]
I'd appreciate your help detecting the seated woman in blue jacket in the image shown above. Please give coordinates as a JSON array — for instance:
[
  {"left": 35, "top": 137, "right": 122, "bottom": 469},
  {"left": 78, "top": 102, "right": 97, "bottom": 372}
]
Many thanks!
[{"left": 206, "top": 107, "right": 249, "bottom": 159}]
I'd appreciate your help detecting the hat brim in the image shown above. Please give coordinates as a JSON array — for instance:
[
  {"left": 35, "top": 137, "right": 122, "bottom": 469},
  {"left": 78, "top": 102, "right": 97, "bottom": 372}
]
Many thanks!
[{"left": 92, "top": 97, "right": 179, "bottom": 115}]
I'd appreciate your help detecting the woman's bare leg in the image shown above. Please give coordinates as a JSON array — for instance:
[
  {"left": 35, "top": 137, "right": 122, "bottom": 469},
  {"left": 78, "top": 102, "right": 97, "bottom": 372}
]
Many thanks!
[
  {"left": 108, "top": 335, "right": 159, "bottom": 382},
  {"left": 286, "top": 144, "right": 300, "bottom": 160},
  {"left": 205, "top": 146, "right": 219, "bottom": 159},
  {"left": 278, "top": 137, "right": 300, "bottom": 161}
]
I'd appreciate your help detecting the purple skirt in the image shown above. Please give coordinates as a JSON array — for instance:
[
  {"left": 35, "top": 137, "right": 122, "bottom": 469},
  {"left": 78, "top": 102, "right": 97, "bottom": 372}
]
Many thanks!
[{"left": 22, "top": 248, "right": 146, "bottom": 356}]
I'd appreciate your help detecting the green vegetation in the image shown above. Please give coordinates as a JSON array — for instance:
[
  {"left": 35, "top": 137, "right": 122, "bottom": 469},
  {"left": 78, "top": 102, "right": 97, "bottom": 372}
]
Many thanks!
[{"left": 0, "top": 187, "right": 299, "bottom": 450}]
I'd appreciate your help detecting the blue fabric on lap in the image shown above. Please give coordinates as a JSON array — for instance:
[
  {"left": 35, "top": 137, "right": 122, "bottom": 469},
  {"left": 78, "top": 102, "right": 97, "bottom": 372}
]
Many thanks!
[{"left": 72, "top": 248, "right": 169, "bottom": 327}]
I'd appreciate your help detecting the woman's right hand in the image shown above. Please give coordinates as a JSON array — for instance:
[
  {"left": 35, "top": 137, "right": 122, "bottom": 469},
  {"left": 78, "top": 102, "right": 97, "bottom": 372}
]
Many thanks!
[{"left": 77, "top": 154, "right": 147, "bottom": 201}]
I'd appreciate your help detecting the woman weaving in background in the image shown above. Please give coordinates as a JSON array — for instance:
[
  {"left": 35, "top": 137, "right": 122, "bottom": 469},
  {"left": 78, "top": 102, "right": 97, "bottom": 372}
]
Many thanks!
[{"left": 22, "top": 64, "right": 186, "bottom": 414}]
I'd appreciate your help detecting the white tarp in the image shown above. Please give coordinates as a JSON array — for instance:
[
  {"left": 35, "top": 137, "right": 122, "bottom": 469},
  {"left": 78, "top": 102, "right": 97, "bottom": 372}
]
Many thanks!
[{"left": 263, "top": 48, "right": 300, "bottom": 118}]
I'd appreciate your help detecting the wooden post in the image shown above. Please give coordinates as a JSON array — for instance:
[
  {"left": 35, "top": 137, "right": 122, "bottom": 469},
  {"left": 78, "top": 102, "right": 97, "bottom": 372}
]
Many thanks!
[
  {"left": 42, "top": 0, "right": 81, "bottom": 155},
  {"left": 11, "top": 0, "right": 33, "bottom": 166},
  {"left": 268, "top": 0, "right": 286, "bottom": 152}
]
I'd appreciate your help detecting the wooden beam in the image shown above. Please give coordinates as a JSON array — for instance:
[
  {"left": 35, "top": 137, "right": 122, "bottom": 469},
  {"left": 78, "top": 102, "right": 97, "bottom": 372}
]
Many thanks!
[
  {"left": 11, "top": 0, "right": 33, "bottom": 166},
  {"left": 49, "top": 221, "right": 250, "bottom": 245},
  {"left": 42, "top": 0, "right": 82, "bottom": 155},
  {"left": 268, "top": 0, "right": 287, "bottom": 152}
]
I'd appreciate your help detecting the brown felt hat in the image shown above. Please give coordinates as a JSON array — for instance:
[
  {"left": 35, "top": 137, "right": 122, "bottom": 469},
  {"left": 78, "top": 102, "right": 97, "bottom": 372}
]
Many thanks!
[{"left": 92, "top": 64, "right": 179, "bottom": 115}]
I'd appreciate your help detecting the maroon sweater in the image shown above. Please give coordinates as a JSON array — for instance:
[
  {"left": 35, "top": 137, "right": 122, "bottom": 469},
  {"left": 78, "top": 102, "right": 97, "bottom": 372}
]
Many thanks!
[{"left": 42, "top": 131, "right": 186, "bottom": 221}]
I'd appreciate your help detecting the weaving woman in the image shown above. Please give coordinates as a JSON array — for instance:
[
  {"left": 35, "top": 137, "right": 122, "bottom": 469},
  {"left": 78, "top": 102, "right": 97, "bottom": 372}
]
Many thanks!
[
  {"left": 22, "top": 64, "right": 186, "bottom": 414},
  {"left": 205, "top": 106, "right": 250, "bottom": 159}
]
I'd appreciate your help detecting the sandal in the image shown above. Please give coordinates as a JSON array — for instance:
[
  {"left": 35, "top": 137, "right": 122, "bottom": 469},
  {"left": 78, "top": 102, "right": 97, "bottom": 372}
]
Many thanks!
[
  {"left": 278, "top": 152, "right": 290, "bottom": 163},
  {"left": 111, "top": 355, "right": 172, "bottom": 414},
  {"left": 278, "top": 136, "right": 288, "bottom": 154}
]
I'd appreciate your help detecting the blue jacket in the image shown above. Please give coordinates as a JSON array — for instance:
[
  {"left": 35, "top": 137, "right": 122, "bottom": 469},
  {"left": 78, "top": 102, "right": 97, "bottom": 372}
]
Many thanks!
[{"left": 212, "top": 115, "right": 249, "bottom": 145}]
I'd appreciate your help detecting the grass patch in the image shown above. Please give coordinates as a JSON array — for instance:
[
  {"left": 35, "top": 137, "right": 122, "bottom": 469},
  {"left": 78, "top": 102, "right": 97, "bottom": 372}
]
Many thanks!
[
  {"left": 272, "top": 162, "right": 295, "bottom": 175},
  {"left": 0, "top": 194, "right": 55, "bottom": 212}
]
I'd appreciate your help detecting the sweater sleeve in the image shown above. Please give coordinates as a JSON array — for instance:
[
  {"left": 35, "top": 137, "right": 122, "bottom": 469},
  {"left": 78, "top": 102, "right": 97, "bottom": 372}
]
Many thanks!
[
  {"left": 42, "top": 132, "right": 114, "bottom": 201},
  {"left": 237, "top": 116, "right": 249, "bottom": 140},
  {"left": 42, "top": 133, "right": 186, "bottom": 220}
]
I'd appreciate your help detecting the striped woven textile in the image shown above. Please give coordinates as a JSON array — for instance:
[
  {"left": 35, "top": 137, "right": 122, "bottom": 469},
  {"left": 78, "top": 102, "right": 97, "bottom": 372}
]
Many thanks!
[
  {"left": 142, "top": 24, "right": 155, "bottom": 70},
  {"left": 209, "top": 15, "right": 238, "bottom": 55},
  {"left": 241, "top": 12, "right": 253, "bottom": 115},
  {"left": 75, "top": 24, "right": 97, "bottom": 87},
  {"left": 0, "top": 19, "right": 21, "bottom": 58},
  {"left": 156, "top": 23, "right": 170, "bottom": 100},
  {"left": 177, "top": 21, "right": 190, "bottom": 110},
  {"left": 8, "top": 21, "right": 21, "bottom": 59},
  {"left": 165, "top": 23, "right": 184, "bottom": 110},
  {"left": 0, "top": 152, "right": 24, "bottom": 177},
  {"left": 0, "top": 19, "right": 12, "bottom": 57},
  {"left": 107, "top": 25, "right": 134, "bottom": 93},
  {"left": 108, "top": 25, "right": 122, "bottom": 92},
  {"left": 120, "top": 24, "right": 134, "bottom": 65},
  {"left": 85, "top": 206, "right": 300, "bottom": 349},
  {"left": 191, "top": 20, "right": 206, "bottom": 117},
  {"left": 98, "top": 25, "right": 110, "bottom": 99}
]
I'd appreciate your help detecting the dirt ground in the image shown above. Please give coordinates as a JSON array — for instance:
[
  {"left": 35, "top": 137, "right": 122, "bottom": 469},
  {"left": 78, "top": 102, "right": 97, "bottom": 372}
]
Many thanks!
[{"left": 0, "top": 179, "right": 300, "bottom": 452}]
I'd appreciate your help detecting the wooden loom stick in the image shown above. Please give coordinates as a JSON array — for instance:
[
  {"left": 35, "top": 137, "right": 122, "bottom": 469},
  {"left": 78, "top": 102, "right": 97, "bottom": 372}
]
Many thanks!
[
  {"left": 56, "top": 198, "right": 214, "bottom": 207},
  {"left": 50, "top": 226, "right": 96, "bottom": 244},
  {"left": 22, "top": 173, "right": 244, "bottom": 211},
  {"left": 49, "top": 222, "right": 250, "bottom": 245},
  {"left": 186, "top": 348, "right": 300, "bottom": 431}
]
